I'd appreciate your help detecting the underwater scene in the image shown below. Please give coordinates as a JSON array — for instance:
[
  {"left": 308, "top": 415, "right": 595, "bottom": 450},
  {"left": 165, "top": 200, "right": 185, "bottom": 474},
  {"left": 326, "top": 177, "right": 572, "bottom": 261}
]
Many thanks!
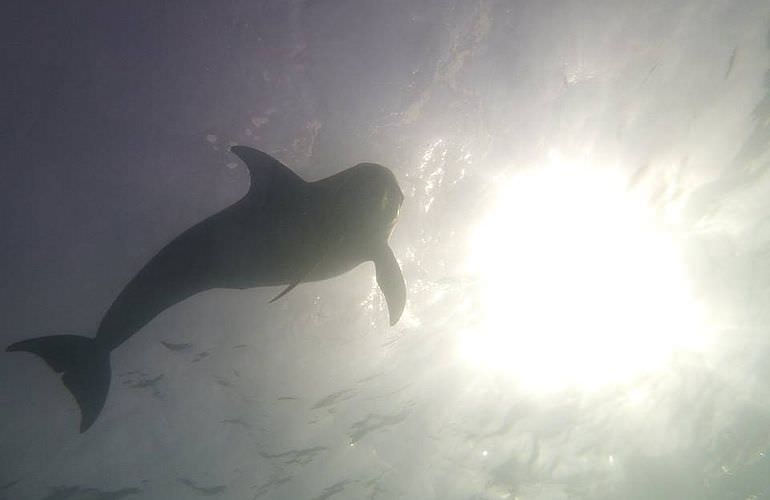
[{"left": 3, "top": 1, "right": 770, "bottom": 499}]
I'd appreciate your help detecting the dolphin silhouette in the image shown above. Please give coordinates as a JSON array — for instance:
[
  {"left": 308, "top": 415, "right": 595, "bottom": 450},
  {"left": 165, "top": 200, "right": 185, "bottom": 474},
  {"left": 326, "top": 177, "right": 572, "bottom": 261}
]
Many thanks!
[{"left": 7, "top": 146, "right": 406, "bottom": 432}]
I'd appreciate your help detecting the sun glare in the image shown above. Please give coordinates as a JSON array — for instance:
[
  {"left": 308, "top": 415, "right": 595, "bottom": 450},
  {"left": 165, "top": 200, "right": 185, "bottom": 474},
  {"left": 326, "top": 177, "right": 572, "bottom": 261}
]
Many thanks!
[{"left": 461, "top": 153, "right": 706, "bottom": 392}]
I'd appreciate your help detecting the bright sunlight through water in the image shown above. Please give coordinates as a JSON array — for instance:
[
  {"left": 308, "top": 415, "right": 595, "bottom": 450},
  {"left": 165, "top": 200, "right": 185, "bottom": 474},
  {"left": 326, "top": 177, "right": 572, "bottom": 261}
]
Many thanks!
[{"left": 461, "top": 150, "right": 710, "bottom": 392}]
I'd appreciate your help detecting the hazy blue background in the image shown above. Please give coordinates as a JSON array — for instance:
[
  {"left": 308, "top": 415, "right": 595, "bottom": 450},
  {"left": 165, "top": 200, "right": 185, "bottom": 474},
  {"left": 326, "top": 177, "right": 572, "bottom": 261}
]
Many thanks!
[{"left": 2, "top": 1, "right": 770, "bottom": 499}]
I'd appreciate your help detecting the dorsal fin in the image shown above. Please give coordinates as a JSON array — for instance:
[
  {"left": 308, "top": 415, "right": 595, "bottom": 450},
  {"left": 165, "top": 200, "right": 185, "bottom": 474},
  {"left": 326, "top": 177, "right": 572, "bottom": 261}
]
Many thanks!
[{"left": 230, "top": 146, "right": 306, "bottom": 202}]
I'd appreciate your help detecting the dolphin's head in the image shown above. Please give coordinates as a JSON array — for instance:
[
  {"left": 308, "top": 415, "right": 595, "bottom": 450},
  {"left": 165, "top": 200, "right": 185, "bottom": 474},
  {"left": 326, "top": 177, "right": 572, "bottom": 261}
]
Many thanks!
[{"left": 331, "top": 162, "right": 404, "bottom": 242}]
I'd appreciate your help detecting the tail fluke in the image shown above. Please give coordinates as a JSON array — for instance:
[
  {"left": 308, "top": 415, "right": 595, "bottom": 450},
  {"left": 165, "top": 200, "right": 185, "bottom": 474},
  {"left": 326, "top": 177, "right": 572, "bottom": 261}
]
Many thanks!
[{"left": 6, "top": 335, "right": 111, "bottom": 432}]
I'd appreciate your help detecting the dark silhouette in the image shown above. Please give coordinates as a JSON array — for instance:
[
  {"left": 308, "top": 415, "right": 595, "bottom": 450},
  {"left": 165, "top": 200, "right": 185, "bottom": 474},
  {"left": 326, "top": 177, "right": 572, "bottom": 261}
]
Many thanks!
[{"left": 7, "top": 146, "right": 406, "bottom": 432}]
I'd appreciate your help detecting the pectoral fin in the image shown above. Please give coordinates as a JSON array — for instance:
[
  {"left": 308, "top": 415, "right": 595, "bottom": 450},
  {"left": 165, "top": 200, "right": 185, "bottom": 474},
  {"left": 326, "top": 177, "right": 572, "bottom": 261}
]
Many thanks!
[
  {"left": 373, "top": 244, "right": 406, "bottom": 326},
  {"left": 269, "top": 255, "right": 324, "bottom": 303},
  {"left": 269, "top": 280, "right": 301, "bottom": 303}
]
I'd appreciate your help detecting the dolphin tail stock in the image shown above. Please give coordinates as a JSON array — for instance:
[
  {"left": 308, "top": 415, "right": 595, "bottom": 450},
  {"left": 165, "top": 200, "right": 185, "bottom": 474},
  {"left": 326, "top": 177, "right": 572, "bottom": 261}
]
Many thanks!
[{"left": 6, "top": 335, "right": 111, "bottom": 433}]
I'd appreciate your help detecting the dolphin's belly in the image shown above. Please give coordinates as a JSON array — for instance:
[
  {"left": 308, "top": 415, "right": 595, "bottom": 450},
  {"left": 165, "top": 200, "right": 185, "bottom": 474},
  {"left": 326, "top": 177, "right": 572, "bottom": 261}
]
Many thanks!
[
  {"left": 303, "top": 248, "right": 368, "bottom": 282},
  {"left": 212, "top": 224, "right": 322, "bottom": 288}
]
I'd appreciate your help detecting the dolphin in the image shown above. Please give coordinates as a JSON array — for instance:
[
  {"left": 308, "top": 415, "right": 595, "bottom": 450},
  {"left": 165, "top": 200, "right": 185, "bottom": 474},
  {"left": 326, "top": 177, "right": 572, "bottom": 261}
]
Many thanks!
[{"left": 7, "top": 146, "right": 406, "bottom": 432}]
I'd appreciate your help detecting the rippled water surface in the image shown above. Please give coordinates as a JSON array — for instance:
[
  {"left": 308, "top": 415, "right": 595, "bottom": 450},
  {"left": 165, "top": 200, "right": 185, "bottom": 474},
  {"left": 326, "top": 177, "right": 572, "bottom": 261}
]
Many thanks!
[{"left": 2, "top": 1, "right": 770, "bottom": 498}]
